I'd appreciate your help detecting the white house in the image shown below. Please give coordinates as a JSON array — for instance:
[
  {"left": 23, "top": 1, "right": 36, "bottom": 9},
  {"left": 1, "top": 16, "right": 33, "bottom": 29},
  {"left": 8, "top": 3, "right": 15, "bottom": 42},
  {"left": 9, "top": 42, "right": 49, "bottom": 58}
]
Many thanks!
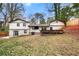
[
  {"left": 29, "top": 24, "right": 49, "bottom": 35},
  {"left": 9, "top": 18, "right": 30, "bottom": 37},
  {"left": 29, "top": 20, "right": 65, "bottom": 35},
  {"left": 48, "top": 20, "right": 65, "bottom": 30},
  {"left": 9, "top": 19, "right": 65, "bottom": 37}
]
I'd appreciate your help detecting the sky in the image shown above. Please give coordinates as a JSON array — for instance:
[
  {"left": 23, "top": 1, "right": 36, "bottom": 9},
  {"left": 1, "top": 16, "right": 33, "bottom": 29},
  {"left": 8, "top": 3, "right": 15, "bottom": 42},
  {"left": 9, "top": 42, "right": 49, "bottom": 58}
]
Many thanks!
[
  {"left": 24, "top": 3, "right": 47, "bottom": 14},
  {"left": 23, "top": 3, "right": 71, "bottom": 20},
  {"left": 23, "top": 3, "right": 51, "bottom": 20},
  {"left": 0, "top": 3, "right": 71, "bottom": 21}
]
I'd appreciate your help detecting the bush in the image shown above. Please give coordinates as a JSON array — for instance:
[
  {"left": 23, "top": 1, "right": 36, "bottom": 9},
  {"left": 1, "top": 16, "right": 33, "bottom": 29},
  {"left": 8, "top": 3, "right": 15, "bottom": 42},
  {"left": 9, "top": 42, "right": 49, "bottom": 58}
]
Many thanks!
[
  {"left": 0, "top": 26, "right": 9, "bottom": 32},
  {"left": 0, "top": 26, "right": 9, "bottom": 36}
]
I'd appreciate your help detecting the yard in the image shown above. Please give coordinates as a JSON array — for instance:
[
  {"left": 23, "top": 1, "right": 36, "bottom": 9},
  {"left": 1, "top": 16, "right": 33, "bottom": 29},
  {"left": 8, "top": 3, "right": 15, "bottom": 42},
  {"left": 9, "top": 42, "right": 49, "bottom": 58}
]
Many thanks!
[{"left": 0, "top": 33, "right": 79, "bottom": 56}]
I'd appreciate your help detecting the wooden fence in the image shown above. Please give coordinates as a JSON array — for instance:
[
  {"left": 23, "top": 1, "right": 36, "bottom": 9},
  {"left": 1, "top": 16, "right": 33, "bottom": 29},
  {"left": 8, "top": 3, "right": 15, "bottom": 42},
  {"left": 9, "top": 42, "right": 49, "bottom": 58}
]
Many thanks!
[{"left": 0, "top": 32, "right": 8, "bottom": 37}]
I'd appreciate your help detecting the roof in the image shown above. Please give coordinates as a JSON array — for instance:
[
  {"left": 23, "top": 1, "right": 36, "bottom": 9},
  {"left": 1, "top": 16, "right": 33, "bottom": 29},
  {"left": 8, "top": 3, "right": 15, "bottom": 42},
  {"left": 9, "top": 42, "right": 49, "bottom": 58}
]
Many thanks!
[
  {"left": 29, "top": 24, "right": 49, "bottom": 27},
  {"left": 9, "top": 18, "right": 29, "bottom": 23},
  {"left": 29, "top": 20, "right": 65, "bottom": 27},
  {"left": 50, "top": 20, "right": 65, "bottom": 23}
]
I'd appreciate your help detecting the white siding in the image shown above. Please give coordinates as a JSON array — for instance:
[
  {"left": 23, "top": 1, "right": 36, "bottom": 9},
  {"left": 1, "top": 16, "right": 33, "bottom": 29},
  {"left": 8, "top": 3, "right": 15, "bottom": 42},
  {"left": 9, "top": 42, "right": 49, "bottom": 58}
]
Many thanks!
[
  {"left": 9, "top": 20, "right": 30, "bottom": 37},
  {"left": 9, "top": 30, "right": 13, "bottom": 37},
  {"left": 9, "top": 29, "right": 30, "bottom": 37},
  {"left": 19, "top": 30, "right": 29, "bottom": 35},
  {"left": 49, "top": 25, "right": 64, "bottom": 30},
  {"left": 9, "top": 20, "right": 29, "bottom": 30},
  {"left": 46, "top": 27, "right": 50, "bottom": 30},
  {"left": 49, "top": 21, "right": 64, "bottom": 30},
  {"left": 50, "top": 21, "right": 64, "bottom": 25}
]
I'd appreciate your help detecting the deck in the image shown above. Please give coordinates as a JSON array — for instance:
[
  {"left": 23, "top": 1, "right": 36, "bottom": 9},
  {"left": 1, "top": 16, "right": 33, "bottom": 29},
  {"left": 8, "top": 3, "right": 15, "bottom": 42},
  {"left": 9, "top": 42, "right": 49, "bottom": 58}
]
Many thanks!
[{"left": 41, "top": 30, "right": 64, "bottom": 34}]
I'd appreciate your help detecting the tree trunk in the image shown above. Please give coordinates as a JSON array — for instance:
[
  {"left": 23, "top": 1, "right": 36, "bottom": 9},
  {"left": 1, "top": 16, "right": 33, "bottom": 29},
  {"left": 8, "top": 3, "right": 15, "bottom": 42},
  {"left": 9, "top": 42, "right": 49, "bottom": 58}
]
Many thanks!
[{"left": 54, "top": 3, "right": 58, "bottom": 20}]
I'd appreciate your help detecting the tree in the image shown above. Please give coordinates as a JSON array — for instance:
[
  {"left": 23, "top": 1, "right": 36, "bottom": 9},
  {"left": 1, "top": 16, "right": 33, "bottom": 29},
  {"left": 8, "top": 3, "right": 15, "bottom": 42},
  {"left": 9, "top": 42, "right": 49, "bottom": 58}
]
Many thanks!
[
  {"left": 8, "top": 3, "right": 24, "bottom": 21},
  {"left": 0, "top": 3, "right": 2, "bottom": 11},
  {"left": 40, "top": 18, "right": 46, "bottom": 24},
  {"left": 57, "top": 3, "right": 61, "bottom": 20},
  {"left": 0, "top": 3, "right": 3, "bottom": 21},
  {"left": 34, "top": 13, "right": 44, "bottom": 24},
  {"left": 47, "top": 17, "right": 54, "bottom": 24},
  {"left": 60, "top": 6, "right": 74, "bottom": 25},
  {"left": 54, "top": 3, "right": 58, "bottom": 20},
  {"left": 0, "top": 3, "right": 24, "bottom": 26},
  {"left": 30, "top": 17, "right": 36, "bottom": 24},
  {"left": 0, "top": 3, "right": 24, "bottom": 32},
  {"left": 0, "top": 4, "right": 8, "bottom": 25},
  {"left": 48, "top": 3, "right": 61, "bottom": 20},
  {"left": 47, "top": 3, "right": 74, "bottom": 26},
  {"left": 72, "top": 3, "right": 79, "bottom": 17},
  {"left": 31, "top": 13, "right": 45, "bottom": 24}
]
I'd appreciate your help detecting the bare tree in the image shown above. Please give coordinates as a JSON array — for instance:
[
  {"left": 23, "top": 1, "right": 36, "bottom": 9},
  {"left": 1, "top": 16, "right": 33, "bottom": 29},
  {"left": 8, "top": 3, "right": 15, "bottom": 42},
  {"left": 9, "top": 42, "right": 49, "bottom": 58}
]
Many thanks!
[{"left": 0, "top": 3, "right": 24, "bottom": 26}]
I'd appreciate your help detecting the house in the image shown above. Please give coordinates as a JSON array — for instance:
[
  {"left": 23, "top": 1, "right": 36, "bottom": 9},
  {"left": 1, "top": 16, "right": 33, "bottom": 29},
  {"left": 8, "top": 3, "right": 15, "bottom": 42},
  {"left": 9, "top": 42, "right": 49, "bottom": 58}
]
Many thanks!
[
  {"left": 67, "top": 18, "right": 79, "bottom": 26},
  {"left": 66, "top": 18, "right": 79, "bottom": 30},
  {"left": 9, "top": 19, "right": 65, "bottom": 37},
  {"left": 48, "top": 20, "right": 65, "bottom": 30},
  {"left": 9, "top": 18, "right": 30, "bottom": 37},
  {"left": 29, "top": 20, "right": 65, "bottom": 35},
  {"left": 29, "top": 24, "right": 49, "bottom": 35},
  {"left": 42, "top": 20, "right": 64, "bottom": 34}
]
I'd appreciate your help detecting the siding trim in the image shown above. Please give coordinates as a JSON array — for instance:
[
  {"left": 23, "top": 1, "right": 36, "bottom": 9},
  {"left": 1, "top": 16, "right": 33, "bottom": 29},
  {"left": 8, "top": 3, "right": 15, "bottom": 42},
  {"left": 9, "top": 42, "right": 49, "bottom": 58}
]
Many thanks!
[{"left": 9, "top": 29, "right": 29, "bottom": 30}]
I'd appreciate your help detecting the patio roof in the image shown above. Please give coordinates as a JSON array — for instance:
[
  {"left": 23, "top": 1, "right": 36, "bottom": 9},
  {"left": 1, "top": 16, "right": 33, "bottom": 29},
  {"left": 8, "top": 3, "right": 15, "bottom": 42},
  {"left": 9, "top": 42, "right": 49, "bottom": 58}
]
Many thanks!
[
  {"left": 9, "top": 18, "right": 30, "bottom": 23},
  {"left": 29, "top": 24, "right": 49, "bottom": 27}
]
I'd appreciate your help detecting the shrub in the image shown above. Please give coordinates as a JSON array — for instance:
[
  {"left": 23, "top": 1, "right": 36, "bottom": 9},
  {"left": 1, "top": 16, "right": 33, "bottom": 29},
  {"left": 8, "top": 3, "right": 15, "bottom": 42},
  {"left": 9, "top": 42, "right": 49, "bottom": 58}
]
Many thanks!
[{"left": 0, "top": 26, "right": 9, "bottom": 32}]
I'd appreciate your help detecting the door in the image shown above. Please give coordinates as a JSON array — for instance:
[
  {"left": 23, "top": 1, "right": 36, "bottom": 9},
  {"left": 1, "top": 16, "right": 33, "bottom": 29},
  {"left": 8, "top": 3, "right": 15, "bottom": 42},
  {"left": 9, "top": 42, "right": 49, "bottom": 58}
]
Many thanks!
[
  {"left": 13, "top": 31, "right": 19, "bottom": 36},
  {"left": 31, "top": 32, "right": 35, "bottom": 35},
  {"left": 50, "top": 27, "right": 53, "bottom": 30}
]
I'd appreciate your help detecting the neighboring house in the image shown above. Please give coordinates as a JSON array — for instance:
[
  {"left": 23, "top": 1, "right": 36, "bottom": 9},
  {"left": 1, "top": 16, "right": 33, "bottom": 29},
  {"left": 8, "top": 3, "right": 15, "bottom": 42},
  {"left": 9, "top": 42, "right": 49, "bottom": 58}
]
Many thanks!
[
  {"left": 9, "top": 19, "right": 65, "bottom": 37},
  {"left": 66, "top": 18, "right": 79, "bottom": 30},
  {"left": 9, "top": 19, "right": 30, "bottom": 37},
  {"left": 67, "top": 18, "right": 79, "bottom": 26}
]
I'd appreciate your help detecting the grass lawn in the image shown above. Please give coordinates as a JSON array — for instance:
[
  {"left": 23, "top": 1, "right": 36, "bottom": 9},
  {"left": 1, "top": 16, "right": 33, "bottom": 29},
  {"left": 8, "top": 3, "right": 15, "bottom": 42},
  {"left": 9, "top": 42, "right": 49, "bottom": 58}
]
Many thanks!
[{"left": 0, "top": 33, "right": 79, "bottom": 56}]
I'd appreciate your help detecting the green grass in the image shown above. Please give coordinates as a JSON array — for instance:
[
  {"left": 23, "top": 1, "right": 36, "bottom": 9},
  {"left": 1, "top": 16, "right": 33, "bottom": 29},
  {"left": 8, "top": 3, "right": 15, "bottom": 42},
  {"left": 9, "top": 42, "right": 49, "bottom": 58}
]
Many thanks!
[{"left": 0, "top": 33, "right": 79, "bottom": 56}]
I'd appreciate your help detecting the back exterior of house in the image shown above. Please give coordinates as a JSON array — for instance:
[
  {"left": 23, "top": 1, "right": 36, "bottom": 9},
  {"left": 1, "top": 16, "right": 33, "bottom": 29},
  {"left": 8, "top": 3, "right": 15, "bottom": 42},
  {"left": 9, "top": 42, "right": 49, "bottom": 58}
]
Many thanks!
[
  {"left": 9, "top": 19, "right": 30, "bottom": 37},
  {"left": 9, "top": 19, "right": 65, "bottom": 37},
  {"left": 29, "top": 21, "right": 65, "bottom": 35}
]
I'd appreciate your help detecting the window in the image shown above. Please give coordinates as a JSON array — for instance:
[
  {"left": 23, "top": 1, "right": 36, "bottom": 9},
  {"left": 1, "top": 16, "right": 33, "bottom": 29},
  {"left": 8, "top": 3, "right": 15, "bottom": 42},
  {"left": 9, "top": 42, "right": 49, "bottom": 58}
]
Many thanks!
[
  {"left": 17, "top": 23, "right": 20, "bottom": 26},
  {"left": 23, "top": 23, "right": 26, "bottom": 26},
  {"left": 34, "top": 26, "right": 39, "bottom": 29},
  {"left": 24, "top": 30, "right": 27, "bottom": 33}
]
